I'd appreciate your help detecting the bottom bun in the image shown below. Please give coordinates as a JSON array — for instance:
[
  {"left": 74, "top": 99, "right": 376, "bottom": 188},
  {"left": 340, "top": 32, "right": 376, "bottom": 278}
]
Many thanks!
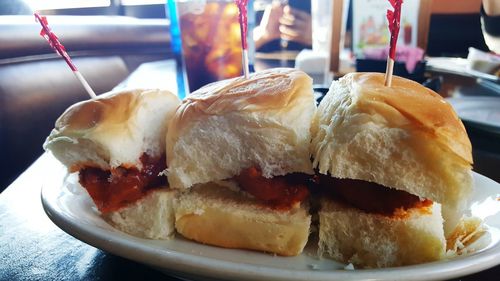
[
  {"left": 174, "top": 182, "right": 311, "bottom": 256},
  {"left": 103, "top": 188, "right": 177, "bottom": 239},
  {"left": 319, "top": 198, "right": 446, "bottom": 268}
]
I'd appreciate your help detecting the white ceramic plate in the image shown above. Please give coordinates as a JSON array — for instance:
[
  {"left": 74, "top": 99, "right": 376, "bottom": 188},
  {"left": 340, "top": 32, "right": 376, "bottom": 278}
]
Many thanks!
[
  {"left": 447, "top": 97, "right": 500, "bottom": 135},
  {"left": 41, "top": 155, "right": 500, "bottom": 281},
  {"left": 426, "top": 57, "right": 500, "bottom": 83}
]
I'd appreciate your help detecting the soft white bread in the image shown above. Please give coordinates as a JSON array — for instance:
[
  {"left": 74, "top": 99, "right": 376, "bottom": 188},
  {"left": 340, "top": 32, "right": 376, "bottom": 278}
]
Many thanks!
[
  {"left": 319, "top": 198, "right": 446, "bottom": 268},
  {"left": 44, "top": 89, "right": 180, "bottom": 171},
  {"left": 44, "top": 89, "right": 180, "bottom": 240},
  {"left": 310, "top": 73, "right": 473, "bottom": 234},
  {"left": 104, "top": 188, "right": 177, "bottom": 239},
  {"left": 174, "top": 181, "right": 311, "bottom": 256},
  {"left": 166, "top": 68, "right": 316, "bottom": 189}
]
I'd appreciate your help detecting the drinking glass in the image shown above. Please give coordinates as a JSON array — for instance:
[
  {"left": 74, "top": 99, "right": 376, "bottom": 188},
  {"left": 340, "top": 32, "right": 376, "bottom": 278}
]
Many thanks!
[{"left": 168, "top": 0, "right": 244, "bottom": 96}]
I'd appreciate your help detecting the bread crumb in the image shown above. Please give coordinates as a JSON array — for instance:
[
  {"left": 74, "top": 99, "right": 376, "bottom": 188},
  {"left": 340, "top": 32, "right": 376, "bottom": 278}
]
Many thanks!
[
  {"left": 446, "top": 216, "right": 486, "bottom": 255},
  {"left": 308, "top": 264, "right": 320, "bottom": 270},
  {"left": 344, "top": 263, "right": 355, "bottom": 270},
  {"left": 193, "top": 208, "right": 205, "bottom": 215}
]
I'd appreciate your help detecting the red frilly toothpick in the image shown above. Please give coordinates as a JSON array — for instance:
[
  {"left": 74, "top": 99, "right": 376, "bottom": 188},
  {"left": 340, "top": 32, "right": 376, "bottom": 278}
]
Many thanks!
[
  {"left": 235, "top": 0, "right": 250, "bottom": 78},
  {"left": 235, "top": 0, "right": 248, "bottom": 50},
  {"left": 384, "top": 0, "right": 403, "bottom": 87},
  {"left": 34, "top": 12, "right": 96, "bottom": 98}
]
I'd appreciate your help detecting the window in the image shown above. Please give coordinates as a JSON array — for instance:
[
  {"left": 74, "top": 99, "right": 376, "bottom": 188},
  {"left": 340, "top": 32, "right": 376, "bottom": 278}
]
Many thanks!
[
  {"left": 21, "top": 0, "right": 167, "bottom": 18},
  {"left": 121, "top": 0, "right": 165, "bottom": 5},
  {"left": 25, "top": 0, "right": 111, "bottom": 10},
  {"left": 25, "top": 0, "right": 167, "bottom": 10}
]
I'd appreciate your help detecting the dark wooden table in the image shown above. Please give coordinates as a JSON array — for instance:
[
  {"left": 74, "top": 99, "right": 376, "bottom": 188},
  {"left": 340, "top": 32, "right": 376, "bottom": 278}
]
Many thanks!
[{"left": 1, "top": 59, "right": 500, "bottom": 281}]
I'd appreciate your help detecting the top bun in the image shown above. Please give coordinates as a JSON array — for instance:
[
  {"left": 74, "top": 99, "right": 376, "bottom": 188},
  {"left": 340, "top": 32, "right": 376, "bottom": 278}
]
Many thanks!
[
  {"left": 167, "top": 68, "right": 316, "bottom": 189},
  {"left": 44, "top": 89, "right": 180, "bottom": 171},
  {"left": 311, "top": 73, "right": 473, "bottom": 234}
]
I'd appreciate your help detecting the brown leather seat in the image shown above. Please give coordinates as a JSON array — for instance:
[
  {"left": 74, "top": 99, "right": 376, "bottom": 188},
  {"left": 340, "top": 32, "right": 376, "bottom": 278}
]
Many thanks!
[{"left": 0, "top": 15, "right": 171, "bottom": 190}]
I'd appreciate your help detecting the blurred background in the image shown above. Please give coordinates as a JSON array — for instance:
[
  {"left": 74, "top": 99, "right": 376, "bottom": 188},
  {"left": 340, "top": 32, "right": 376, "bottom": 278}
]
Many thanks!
[{"left": 0, "top": 0, "right": 498, "bottom": 191}]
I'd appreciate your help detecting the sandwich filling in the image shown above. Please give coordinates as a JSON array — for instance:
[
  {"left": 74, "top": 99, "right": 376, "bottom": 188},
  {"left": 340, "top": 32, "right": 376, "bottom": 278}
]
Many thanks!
[
  {"left": 317, "top": 175, "right": 433, "bottom": 218},
  {"left": 233, "top": 167, "right": 310, "bottom": 210},
  {"left": 78, "top": 154, "right": 167, "bottom": 213}
]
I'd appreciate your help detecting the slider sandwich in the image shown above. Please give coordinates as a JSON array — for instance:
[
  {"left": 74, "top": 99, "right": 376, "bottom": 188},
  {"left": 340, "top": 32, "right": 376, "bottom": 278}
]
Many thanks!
[
  {"left": 311, "top": 73, "right": 475, "bottom": 268},
  {"left": 166, "top": 68, "right": 316, "bottom": 256},
  {"left": 44, "top": 89, "right": 181, "bottom": 239}
]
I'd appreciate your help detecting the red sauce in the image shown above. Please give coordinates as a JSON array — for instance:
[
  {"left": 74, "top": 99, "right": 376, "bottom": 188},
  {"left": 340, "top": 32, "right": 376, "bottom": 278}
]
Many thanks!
[
  {"left": 79, "top": 154, "right": 166, "bottom": 213},
  {"left": 317, "top": 175, "right": 432, "bottom": 217},
  {"left": 233, "top": 167, "right": 309, "bottom": 210}
]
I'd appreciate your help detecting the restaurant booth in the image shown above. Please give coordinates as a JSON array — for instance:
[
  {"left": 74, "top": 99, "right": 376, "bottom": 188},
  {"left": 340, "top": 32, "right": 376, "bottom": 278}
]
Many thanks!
[{"left": 1, "top": 0, "right": 499, "bottom": 280}]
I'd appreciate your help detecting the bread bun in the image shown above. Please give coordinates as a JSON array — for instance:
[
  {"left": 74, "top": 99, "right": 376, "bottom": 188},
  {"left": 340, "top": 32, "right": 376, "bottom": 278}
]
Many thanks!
[
  {"left": 311, "top": 73, "right": 473, "bottom": 234},
  {"left": 44, "top": 89, "right": 181, "bottom": 240},
  {"left": 104, "top": 188, "right": 177, "bottom": 239},
  {"left": 174, "top": 181, "right": 311, "bottom": 256},
  {"left": 319, "top": 198, "right": 445, "bottom": 268},
  {"left": 44, "top": 89, "right": 180, "bottom": 171},
  {"left": 166, "top": 68, "right": 316, "bottom": 189}
]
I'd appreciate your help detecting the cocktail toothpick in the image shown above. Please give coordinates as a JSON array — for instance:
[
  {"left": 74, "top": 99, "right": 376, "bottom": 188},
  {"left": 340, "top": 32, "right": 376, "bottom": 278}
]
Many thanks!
[
  {"left": 384, "top": 0, "right": 403, "bottom": 87},
  {"left": 34, "top": 12, "right": 97, "bottom": 99},
  {"left": 235, "top": 0, "right": 250, "bottom": 79}
]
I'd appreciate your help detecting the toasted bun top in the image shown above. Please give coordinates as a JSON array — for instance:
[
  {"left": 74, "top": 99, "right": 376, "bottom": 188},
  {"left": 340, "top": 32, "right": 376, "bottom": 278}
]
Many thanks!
[
  {"left": 311, "top": 73, "right": 473, "bottom": 229},
  {"left": 44, "top": 89, "right": 180, "bottom": 170},
  {"left": 53, "top": 89, "right": 152, "bottom": 133},
  {"left": 350, "top": 73, "right": 471, "bottom": 164},
  {"left": 166, "top": 68, "right": 316, "bottom": 189},
  {"left": 168, "top": 68, "right": 312, "bottom": 144}
]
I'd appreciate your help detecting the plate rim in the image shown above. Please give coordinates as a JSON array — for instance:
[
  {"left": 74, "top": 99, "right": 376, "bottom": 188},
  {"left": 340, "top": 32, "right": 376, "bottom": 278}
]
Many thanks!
[
  {"left": 41, "top": 169, "right": 500, "bottom": 281},
  {"left": 446, "top": 96, "right": 500, "bottom": 134}
]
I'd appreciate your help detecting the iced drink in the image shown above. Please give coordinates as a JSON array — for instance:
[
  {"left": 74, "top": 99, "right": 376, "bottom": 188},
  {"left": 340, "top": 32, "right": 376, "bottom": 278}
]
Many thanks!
[{"left": 177, "top": 0, "right": 243, "bottom": 92}]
